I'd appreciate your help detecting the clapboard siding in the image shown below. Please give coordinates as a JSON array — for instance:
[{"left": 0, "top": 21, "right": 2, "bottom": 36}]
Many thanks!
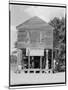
[{"left": 16, "top": 16, "right": 53, "bottom": 49}]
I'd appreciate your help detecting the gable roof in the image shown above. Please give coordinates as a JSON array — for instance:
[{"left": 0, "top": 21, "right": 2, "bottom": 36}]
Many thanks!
[{"left": 16, "top": 16, "right": 54, "bottom": 30}]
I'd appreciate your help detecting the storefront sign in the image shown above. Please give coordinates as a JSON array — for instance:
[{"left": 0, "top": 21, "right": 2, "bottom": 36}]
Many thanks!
[{"left": 26, "top": 48, "right": 44, "bottom": 56}]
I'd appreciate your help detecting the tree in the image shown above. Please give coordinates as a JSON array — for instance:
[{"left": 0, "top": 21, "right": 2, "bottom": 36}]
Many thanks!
[{"left": 49, "top": 17, "right": 66, "bottom": 72}]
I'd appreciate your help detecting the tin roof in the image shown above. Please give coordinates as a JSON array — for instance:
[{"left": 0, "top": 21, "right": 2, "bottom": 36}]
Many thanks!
[{"left": 16, "top": 16, "right": 54, "bottom": 31}]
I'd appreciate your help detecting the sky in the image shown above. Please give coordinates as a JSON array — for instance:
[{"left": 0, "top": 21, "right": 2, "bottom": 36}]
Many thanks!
[{"left": 10, "top": 4, "right": 66, "bottom": 53}]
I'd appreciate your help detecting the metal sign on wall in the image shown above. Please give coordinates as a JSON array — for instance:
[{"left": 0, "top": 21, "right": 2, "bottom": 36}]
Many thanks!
[{"left": 26, "top": 48, "right": 44, "bottom": 56}]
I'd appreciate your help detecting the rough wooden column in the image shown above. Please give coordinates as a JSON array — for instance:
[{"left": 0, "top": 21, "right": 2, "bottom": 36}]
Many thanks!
[
  {"left": 53, "top": 49, "right": 57, "bottom": 69},
  {"left": 51, "top": 49, "right": 53, "bottom": 71},
  {"left": 17, "top": 49, "right": 22, "bottom": 71},
  {"left": 17, "top": 49, "right": 22, "bottom": 65},
  {"left": 28, "top": 49, "right": 30, "bottom": 69},
  {"left": 40, "top": 56, "right": 42, "bottom": 69},
  {"left": 32, "top": 56, "right": 34, "bottom": 68},
  {"left": 46, "top": 49, "right": 49, "bottom": 70},
  {"left": 22, "top": 49, "right": 24, "bottom": 69}
]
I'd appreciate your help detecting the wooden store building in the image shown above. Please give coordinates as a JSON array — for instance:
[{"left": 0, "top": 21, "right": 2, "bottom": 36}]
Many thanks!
[{"left": 16, "top": 16, "right": 54, "bottom": 73}]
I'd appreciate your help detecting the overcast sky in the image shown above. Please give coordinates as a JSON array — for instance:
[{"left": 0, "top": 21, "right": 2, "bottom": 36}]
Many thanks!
[{"left": 10, "top": 4, "right": 66, "bottom": 52}]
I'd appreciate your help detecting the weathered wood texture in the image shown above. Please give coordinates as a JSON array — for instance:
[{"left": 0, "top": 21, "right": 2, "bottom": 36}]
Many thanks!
[{"left": 16, "top": 16, "right": 54, "bottom": 49}]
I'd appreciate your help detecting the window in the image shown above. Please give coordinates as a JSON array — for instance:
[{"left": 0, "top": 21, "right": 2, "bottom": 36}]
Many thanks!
[
  {"left": 40, "top": 31, "right": 47, "bottom": 43},
  {"left": 18, "top": 31, "right": 29, "bottom": 42},
  {"left": 29, "top": 31, "right": 40, "bottom": 43}
]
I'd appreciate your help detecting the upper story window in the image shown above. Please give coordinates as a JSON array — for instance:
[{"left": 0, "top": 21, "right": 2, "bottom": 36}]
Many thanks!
[
  {"left": 18, "top": 30, "right": 29, "bottom": 43},
  {"left": 40, "top": 31, "right": 46, "bottom": 43},
  {"left": 29, "top": 31, "right": 40, "bottom": 43}
]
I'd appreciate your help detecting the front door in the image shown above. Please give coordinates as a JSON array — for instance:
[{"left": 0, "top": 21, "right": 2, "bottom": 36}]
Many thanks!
[
  {"left": 30, "top": 56, "right": 40, "bottom": 69},
  {"left": 34, "top": 56, "right": 40, "bottom": 69}
]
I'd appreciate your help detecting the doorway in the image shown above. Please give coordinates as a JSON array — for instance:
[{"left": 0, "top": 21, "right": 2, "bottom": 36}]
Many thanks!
[{"left": 30, "top": 56, "right": 40, "bottom": 69}]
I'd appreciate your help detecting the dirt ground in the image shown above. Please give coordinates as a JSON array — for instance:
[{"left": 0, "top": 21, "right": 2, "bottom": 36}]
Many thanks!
[{"left": 10, "top": 69, "right": 65, "bottom": 85}]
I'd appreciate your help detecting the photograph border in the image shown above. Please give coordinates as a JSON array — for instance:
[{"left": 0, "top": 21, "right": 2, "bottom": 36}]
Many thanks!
[{"left": 9, "top": 1, "right": 67, "bottom": 87}]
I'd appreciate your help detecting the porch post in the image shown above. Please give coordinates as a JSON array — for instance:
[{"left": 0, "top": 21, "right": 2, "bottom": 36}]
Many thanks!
[
  {"left": 17, "top": 49, "right": 22, "bottom": 70},
  {"left": 40, "top": 56, "right": 42, "bottom": 69},
  {"left": 17, "top": 49, "right": 22, "bottom": 65},
  {"left": 22, "top": 49, "right": 24, "bottom": 69},
  {"left": 51, "top": 49, "right": 54, "bottom": 71},
  {"left": 28, "top": 49, "right": 30, "bottom": 69},
  {"left": 46, "top": 49, "right": 49, "bottom": 70}
]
